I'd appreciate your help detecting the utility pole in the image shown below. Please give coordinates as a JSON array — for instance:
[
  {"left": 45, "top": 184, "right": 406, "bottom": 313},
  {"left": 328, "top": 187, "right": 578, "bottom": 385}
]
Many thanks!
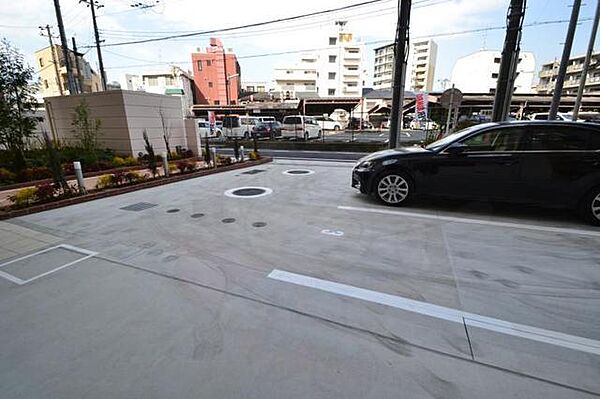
[
  {"left": 82, "top": 0, "right": 107, "bottom": 90},
  {"left": 52, "top": 0, "right": 78, "bottom": 94},
  {"left": 492, "top": 0, "right": 526, "bottom": 122},
  {"left": 549, "top": 0, "right": 582, "bottom": 119},
  {"left": 222, "top": 50, "right": 229, "bottom": 105},
  {"left": 72, "top": 37, "right": 84, "bottom": 94},
  {"left": 40, "top": 25, "right": 64, "bottom": 96},
  {"left": 389, "top": 0, "right": 411, "bottom": 149},
  {"left": 572, "top": 0, "right": 600, "bottom": 120}
]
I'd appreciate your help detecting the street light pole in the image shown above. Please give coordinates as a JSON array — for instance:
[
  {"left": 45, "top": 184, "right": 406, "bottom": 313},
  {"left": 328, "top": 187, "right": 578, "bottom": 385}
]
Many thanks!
[
  {"left": 572, "top": 0, "right": 600, "bottom": 120},
  {"left": 549, "top": 0, "right": 582, "bottom": 119},
  {"left": 389, "top": 0, "right": 411, "bottom": 149}
]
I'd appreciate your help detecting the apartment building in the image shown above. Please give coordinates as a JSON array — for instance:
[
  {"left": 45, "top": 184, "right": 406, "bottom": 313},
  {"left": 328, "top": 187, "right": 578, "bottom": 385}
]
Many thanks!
[
  {"left": 190, "top": 38, "right": 241, "bottom": 105},
  {"left": 372, "top": 39, "right": 438, "bottom": 92},
  {"left": 241, "top": 81, "right": 271, "bottom": 93},
  {"left": 317, "top": 21, "right": 364, "bottom": 98},
  {"left": 35, "top": 44, "right": 102, "bottom": 97},
  {"left": 537, "top": 52, "right": 600, "bottom": 95},
  {"left": 273, "top": 54, "right": 318, "bottom": 99},
  {"left": 451, "top": 50, "right": 535, "bottom": 93}
]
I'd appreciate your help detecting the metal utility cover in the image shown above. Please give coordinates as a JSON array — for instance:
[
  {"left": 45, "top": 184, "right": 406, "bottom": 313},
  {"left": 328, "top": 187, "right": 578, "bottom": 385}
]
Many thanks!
[{"left": 120, "top": 202, "right": 158, "bottom": 211}]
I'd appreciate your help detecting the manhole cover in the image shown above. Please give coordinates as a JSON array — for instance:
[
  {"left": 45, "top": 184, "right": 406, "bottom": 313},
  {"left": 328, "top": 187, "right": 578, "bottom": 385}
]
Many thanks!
[
  {"left": 166, "top": 208, "right": 180, "bottom": 213},
  {"left": 283, "top": 169, "right": 314, "bottom": 176},
  {"left": 120, "top": 202, "right": 158, "bottom": 211},
  {"left": 224, "top": 186, "right": 273, "bottom": 198},
  {"left": 222, "top": 218, "right": 236, "bottom": 223},
  {"left": 252, "top": 222, "right": 267, "bottom": 228},
  {"left": 240, "top": 169, "right": 266, "bottom": 175},
  {"left": 191, "top": 213, "right": 205, "bottom": 218}
]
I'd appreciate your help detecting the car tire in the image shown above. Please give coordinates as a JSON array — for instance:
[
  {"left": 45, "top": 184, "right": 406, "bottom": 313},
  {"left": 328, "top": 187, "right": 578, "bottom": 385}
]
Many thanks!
[
  {"left": 304, "top": 132, "right": 309, "bottom": 141},
  {"left": 244, "top": 132, "right": 250, "bottom": 139},
  {"left": 374, "top": 171, "right": 412, "bottom": 206},
  {"left": 334, "top": 125, "right": 340, "bottom": 131},
  {"left": 579, "top": 186, "right": 600, "bottom": 226}
]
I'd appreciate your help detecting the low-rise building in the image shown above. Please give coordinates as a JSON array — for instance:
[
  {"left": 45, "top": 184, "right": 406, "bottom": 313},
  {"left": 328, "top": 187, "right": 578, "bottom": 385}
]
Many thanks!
[
  {"left": 273, "top": 54, "right": 319, "bottom": 100},
  {"left": 35, "top": 45, "right": 102, "bottom": 97},
  {"left": 537, "top": 52, "right": 600, "bottom": 95},
  {"left": 451, "top": 50, "right": 535, "bottom": 93}
]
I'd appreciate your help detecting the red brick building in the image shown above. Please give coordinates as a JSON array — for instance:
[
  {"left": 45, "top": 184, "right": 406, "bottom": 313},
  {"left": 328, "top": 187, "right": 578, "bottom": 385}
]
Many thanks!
[{"left": 191, "top": 38, "right": 241, "bottom": 105}]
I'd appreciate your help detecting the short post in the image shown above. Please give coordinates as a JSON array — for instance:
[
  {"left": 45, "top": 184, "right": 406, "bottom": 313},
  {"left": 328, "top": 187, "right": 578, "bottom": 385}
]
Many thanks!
[
  {"left": 240, "top": 145, "right": 245, "bottom": 162},
  {"left": 162, "top": 151, "right": 169, "bottom": 177},
  {"left": 73, "top": 161, "right": 86, "bottom": 194},
  {"left": 212, "top": 147, "right": 217, "bottom": 168}
]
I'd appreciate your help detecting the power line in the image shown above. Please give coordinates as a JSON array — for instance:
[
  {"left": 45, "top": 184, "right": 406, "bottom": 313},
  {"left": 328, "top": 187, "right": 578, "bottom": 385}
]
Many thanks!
[
  {"left": 93, "top": 0, "right": 397, "bottom": 47},
  {"left": 100, "top": 16, "right": 591, "bottom": 70}
]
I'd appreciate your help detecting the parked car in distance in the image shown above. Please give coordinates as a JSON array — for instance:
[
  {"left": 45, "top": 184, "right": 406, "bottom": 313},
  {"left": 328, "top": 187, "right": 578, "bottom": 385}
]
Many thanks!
[
  {"left": 528, "top": 112, "right": 582, "bottom": 122},
  {"left": 253, "top": 121, "right": 282, "bottom": 139},
  {"left": 257, "top": 116, "right": 276, "bottom": 123},
  {"left": 352, "top": 121, "right": 600, "bottom": 225},
  {"left": 347, "top": 118, "right": 373, "bottom": 130},
  {"left": 314, "top": 116, "right": 342, "bottom": 130},
  {"left": 281, "top": 115, "right": 322, "bottom": 140},
  {"left": 409, "top": 118, "right": 439, "bottom": 130},
  {"left": 222, "top": 115, "right": 260, "bottom": 139},
  {"left": 195, "top": 119, "right": 223, "bottom": 141}
]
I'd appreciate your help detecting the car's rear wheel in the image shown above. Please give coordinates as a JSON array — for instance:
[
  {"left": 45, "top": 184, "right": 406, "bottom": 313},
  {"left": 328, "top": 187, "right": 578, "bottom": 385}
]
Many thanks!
[
  {"left": 580, "top": 186, "right": 600, "bottom": 226},
  {"left": 304, "top": 132, "right": 309, "bottom": 141},
  {"left": 334, "top": 125, "right": 340, "bottom": 131},
  {"left": 374, "top": 172, "right": 412, "bottom": 206},
  {"left": 244, "top": 132, "right": 250, "bottom": 139}
]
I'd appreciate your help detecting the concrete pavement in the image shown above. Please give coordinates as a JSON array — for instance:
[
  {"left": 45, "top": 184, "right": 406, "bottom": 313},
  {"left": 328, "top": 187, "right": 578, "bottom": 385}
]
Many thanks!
[{"left": 0, "top": 159, "right": 598, "bottom": 398}]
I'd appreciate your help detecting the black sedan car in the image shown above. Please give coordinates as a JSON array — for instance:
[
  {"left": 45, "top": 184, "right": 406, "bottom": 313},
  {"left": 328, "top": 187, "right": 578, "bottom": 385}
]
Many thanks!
[
  {"left": 253, "top": 121, "right": 282, "bottom": 139},
  {"left": 352, "top": 121, "right": 600, "bottom": 225}
]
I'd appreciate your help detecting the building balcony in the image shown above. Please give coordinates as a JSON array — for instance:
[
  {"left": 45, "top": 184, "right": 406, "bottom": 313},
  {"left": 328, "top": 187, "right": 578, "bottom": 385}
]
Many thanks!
[
  {"left": 539, "top": 69, "right": 556, "bottom": 78},
  {"left": 567, "top": 63, "right": 583, "bottom": 73}
]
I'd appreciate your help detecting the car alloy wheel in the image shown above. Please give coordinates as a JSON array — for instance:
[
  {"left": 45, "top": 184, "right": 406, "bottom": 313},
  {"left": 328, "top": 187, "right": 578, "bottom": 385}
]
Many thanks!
[
  {"left": 376, "top": 173, "right": 410, "bottom": 205},
  {"left": 592, "top": 192, "right": 600, "bottom": 223}
]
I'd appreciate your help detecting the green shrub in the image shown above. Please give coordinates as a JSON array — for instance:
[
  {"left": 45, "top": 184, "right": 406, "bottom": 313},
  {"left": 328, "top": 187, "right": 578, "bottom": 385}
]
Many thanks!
[
  {"left": 95, "top": 175, "right": 113, "bottom": 189},
  {"left": 112, "top": 156, "right": 126, "bottom": 167},
  {"left": 9, "top": 187, "right": 38, "bottom": 207},
  {"left": 0, "top": 168, "right": 16, "bottom": 184},
  {"left": 122, "top": 156, "right": 138, "bottom": 166},
  {"left": 248, "top": 151, "right": 261, "bottom": 161},
  {"left": 124, "top": 171, "right": 145, "bottom": 184}
]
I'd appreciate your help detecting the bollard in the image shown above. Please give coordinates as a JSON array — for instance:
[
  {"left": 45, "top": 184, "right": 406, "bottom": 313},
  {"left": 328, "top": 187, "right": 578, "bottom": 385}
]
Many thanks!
[
  {"left": 240, "top": 145, "right": 245, "bottom": 162},
  {"left": 212, "top": 147, "right": 217, "bottom": 168},
  {"left": 162, "top": 152, "right": 169, "bottom": 177},
  {"left": 73, "top": 161, "right": 87, "bottom": 194}
]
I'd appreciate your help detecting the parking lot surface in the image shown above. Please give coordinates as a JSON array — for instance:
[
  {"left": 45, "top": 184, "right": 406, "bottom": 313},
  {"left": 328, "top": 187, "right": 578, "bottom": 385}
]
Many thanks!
[{"left": 0, "top": 160, "right": 599, "bottom": 398}]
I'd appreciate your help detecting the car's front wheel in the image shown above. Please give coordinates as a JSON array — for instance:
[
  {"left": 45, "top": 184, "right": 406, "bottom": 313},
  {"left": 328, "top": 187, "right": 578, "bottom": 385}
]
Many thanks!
[
  {"left": 374, "top": 172, "right": 412, "bottom": 206},
  {"left": 580, "top": 186, "right": 600, "bottom": 226}
]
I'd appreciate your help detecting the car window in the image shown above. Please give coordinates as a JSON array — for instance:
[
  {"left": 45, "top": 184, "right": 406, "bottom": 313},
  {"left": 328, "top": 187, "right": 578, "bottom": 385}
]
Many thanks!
[
  {"left": 590, "top": 131, "right": 600, "bottom": 150},
  {"left": 461, "top": 128, "right": 526, "bottom": 152},
  {"left": 284, "top": 117, "right": 302, "bottom": 124},
  {"left": 198, "top": 122, "right": 208, "bottom": 128},
  {"left": 527, "top": 126, "right": 590, "bottom": 151}
]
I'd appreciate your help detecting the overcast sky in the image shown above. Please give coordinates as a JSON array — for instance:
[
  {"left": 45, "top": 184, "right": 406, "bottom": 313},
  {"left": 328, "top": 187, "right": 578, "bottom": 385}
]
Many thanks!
[{"left": 1, "top": 0, "right": 597, "bottom": 91}]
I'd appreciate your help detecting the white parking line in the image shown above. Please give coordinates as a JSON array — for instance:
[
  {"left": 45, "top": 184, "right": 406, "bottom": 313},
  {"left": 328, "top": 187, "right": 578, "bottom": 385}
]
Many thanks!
[
  {"left": 337, "top": 205, "right": 600, "bottom": 238},
  {"left": 267, "top": 269, "right": 600, "bottom": 356}
]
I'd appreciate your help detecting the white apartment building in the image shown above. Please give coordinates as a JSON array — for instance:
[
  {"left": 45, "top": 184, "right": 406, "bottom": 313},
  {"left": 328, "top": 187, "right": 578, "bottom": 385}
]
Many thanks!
[
  {"left": 241, "top": 81, "right": 271, "bottom": 93},
  {"left": 316, "top": 21, "right": 364, "bottom": 97},
  {"left": 373, "top": 39, "right": 438, "bottom": 92},
  {"left": 273, "top": 21, "right": 365, "bottom": 99},
  {"left": 273, "top": 54, "right": 318, "bottom": 99},
  {"left": 451, "top": 50, "right": 535, "bottom": 94},
  {"left": 120, "top": 67, "right": 195, "bottom": 116},
  {"left": 537, "top": 52, "right": 600, "bottom": 95}
]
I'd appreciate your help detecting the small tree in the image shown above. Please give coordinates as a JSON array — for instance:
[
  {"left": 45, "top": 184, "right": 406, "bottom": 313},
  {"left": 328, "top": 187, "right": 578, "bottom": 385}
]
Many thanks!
[
  {"left": 159, "top": 107, "right": 172, "bottom": 159},
  {"left": 0, "top": 38, "right": 38, "bottom": 173},
  {"left": 41, "top": 128, "right": 69, "bottom": 193},
  {"left": 203, "top": 132, "right": 211, "bottom": 165},
  {"left": 143, "top": 129, "right": 158, "bottom": 177},
  {"left": 71, "top": 99, "right": 102, "bottom": 163}
]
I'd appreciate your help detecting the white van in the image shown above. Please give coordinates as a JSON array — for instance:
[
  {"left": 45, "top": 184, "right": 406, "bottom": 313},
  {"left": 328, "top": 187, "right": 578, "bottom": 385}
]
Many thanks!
[
  {"left": 222, "top": 115, "right": 260, "bottom": 139},
  {"left": 528, "top": 112, "right": 582, "bottom": 122},
  {"left": 257, "top": 116, "right": 276, "bottom": 123},
  {"left": 282, "top": 115, "right": 322, "bottom": 140},
  {"left": 195, "top": 119, "right": 223, "bottom": 140}
]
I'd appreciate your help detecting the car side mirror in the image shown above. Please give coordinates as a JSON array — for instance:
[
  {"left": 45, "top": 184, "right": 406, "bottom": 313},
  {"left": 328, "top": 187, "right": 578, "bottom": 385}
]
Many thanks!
[{"left": 445, "top": 143, "right": 467, "bottom": 155}]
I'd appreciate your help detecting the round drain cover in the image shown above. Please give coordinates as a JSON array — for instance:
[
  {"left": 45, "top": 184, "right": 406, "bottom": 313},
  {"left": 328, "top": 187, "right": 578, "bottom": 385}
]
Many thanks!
[
  {"left": 191, "top": 213, "right": 205, "bottom": 218},
  {"left": 167, "top": 208, "right": 180, "bottom": 213},
  {"left": 222, "top": 218, "right": 236, "bottom": 223},
  {"left": 224, "top": 186, "right": 273, "bottom": 198},
  {"left": 283, "top": 169, "right": 314, "bottom": 176},
  {"left": 252, "top": 222, "right": 267, "bottom": 228}
]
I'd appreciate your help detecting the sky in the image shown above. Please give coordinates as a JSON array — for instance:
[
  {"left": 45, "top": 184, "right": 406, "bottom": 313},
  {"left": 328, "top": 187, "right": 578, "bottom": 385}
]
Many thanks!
[{"left": 0, "top": 0, "right": 598, "bottom": 91}]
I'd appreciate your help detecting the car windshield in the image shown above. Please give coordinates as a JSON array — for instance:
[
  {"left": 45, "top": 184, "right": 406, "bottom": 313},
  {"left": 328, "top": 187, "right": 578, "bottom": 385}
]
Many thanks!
[
  {"left": 425, "top": 124, "right": 493, "bottom": 151},
  {"left": 284, "top": 116, "right": 302, "bottom": 124}
]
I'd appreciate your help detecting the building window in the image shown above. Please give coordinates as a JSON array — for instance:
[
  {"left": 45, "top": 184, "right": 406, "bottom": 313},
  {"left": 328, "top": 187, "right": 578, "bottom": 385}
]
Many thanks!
[
  {"left": 328, "top": 88, "right": 336, "bottom": 95},
  {"left": 328, "top": 72, "right": 336, "bottom": 80},
  {"left": 43, "top": 79, "right": 49, "bottom": 88},
  {"left": 147, "top": 77, "right": 158, "bottom": 86},
  {"left": 39, "top": 58, "right": 44, "bottom": 67},
  {"left": 208, "top": 82, "right": 213, "bottom": 88},
  {"left": 493, "top": 57, "right": 501, "bottom": 63},
  {"left": 491, "top": 73, "right": 499, "bottom": 79},
  {"left": 197, "top": 60, "right": 202, "bottom": 71},
  {"left": 206, "top": 60, "right": 212, "bottom": 66},
  {"left": 329, "top": 55, "right": 336, "bottom": 63},
  {"left": 214, "top": 100, "right": 220, "bottom": 105},
  {"left": 247, "top": 85, "right": 254, "bottom": 91},
  {"left": 347, "top": 82, "right": 357, "bottom": 87},
  {"left": 329, "top": 37, "right": 337, "bottom": 45},
  {"left": 286, "top": 70, "right": 293, "bottom": 74}
]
